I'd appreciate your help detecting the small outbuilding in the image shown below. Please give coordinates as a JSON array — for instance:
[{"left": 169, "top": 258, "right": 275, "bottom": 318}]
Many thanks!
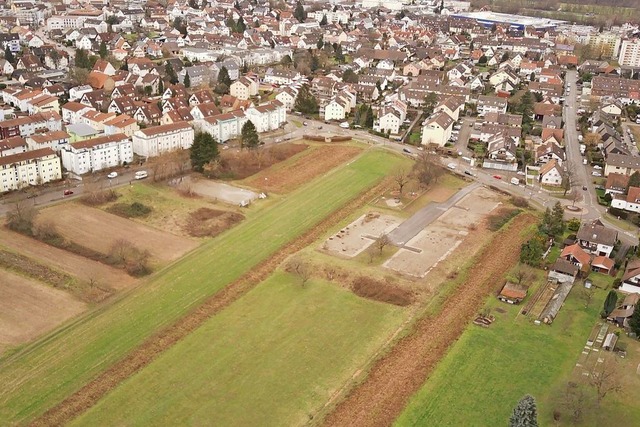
[
  {"left": 498, "top": 281, "right": 528, "bottom": 304},
  {"left": 548, "top": 259, "right": 579, "bottom": 284}
]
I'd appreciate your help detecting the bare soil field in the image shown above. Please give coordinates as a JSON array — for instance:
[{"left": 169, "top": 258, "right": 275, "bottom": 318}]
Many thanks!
[
  {"left": 214, "top": 143, "right": 309, "bottom": 180},
  {"left": 181, "top": 177, "right": 259, "bottom": 205},
  {"left": 37, "top": 204, "right": 197, "bottom": 262},
  {"left": 184, "top": 208, "right": 244, "bottom": 238},
  {"left": 385, "top": 187, "right": 502, "bottom": 278},
  {"left": 0, "top": 228, "right": 135, "bottom": 291},
  {"left": 244, "top": 145, "right": 363, "bottom": 194},
  {"left": 323, "top": 212, "right": 401, "bottom": 258},
  {"left": 0, "top": 270, "right": 86, "bottom": 354},
  {"left": 321, "top": 213, "right": 537, "bottom": 427}
]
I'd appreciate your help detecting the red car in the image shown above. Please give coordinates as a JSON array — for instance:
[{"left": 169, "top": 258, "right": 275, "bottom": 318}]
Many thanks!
[
  {"left": 493, "top": 175, "right": 502, "bottom": 180},
  {"left": 63, "top": 189, "right": 74, "bottom": 195}
]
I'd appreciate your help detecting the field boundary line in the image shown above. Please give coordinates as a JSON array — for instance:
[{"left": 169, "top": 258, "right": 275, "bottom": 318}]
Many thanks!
[{"left": 31, "top": 175, "right": 397, "bottom": 427}]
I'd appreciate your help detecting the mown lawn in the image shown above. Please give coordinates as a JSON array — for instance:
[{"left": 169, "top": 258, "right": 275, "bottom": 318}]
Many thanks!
[
  {"left": 71, "top": 272, "right": 405, "bottom": 426},
  {"left": 0, "top": 149, "right": 410, "bottom": 424},
  {"left": 395, "top": 281, "right": 605, "bottom": 427}
]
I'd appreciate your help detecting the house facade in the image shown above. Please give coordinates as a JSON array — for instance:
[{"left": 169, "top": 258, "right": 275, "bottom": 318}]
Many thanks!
[
  {"left": 132, "top": 122, "right": 195, "bottom": 158},
  {"left": 0, "top": 148, "right": 62, "bottom": 192},
  {"left": 60, "top": 133, "right": 133, "bottom": 175}
]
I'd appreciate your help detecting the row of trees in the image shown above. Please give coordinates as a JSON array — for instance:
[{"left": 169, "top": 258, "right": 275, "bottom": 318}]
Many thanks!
[{"left": 190, "top": 122, "right": 260, "bottom": 172}]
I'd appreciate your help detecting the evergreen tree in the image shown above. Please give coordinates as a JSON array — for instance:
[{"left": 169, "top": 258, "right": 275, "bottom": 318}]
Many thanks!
[
  {"left": 158, "top": 78, "right": 164, "bottom": 95},
  {"left": 241, "top": 120, "right": 259, "bottom": 149},
  {"left": 603, "top": 290, "right": 618, "bottom": 317},
  {"left": 509, "top": 395, "right": 538, "bottom": 427},
  {"left": 184, "top": 70, "right": 191, "bottom": 88},
  {"left": 551, "top": 201, "right": 565, "bottom": 236},
  {"left": 319, "top": 14, "right": 327, "bottom": 26},
  {"left": 4, "top": 46, "right": 14, "bottom": 64},
  {"left": 316, "top": 36, "right": 324, "bottom": 50},
  {"left": 365, "top": 105, "right": 374, "bottom": 128},
  {"left": 539, "top": 207, "right": 553, "bottom": 236},
  {"left": 310, "top": 54, "right": 320, "bottom": 72},
  {"left": 237, "top": 16, "right": 246, "bottom": 33},
  {"left": 478, "top": 54, "right": 487, "bottom": 64},
  {"left": 629, "top": 303, "right": 640, "bottom": 336},
  {"left": 520, "top": 235, "right": 545, "bottom": 267},
  {"left": 99, "top": 41, "right": 108, "bottom": 59},
  {"left": 75, "top": 48, "right": 90, "bottom": 69},
  {"left": 165, "top": 62, "right": 178, "bottom": 84},
  {"left": 628, "top": 171, "right": 640, "bottom": 191},
  {"left": 293, "top": 84, "right": 318, "bottom": 114},
  {"left": 294, "top": 0, "right": 305, "bottom": 23},
  {"left": 190, "top": 132, "right": 219, "bottom": 172},
  {"left": 334, "top": 43, "right": 344, "bottom": 63},
  {"left": 218, "top": 66, "right": 232, "bottom": 87},
  {"left": 342, "top": 69, "right": 358, "bottom": 83}
]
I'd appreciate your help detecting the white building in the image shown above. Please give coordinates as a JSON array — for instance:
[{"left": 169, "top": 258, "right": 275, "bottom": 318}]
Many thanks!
[
  {"left": 324, "top": 98, "right": 349, "bottom": 121},
  {"left": 0, "top": 148, "right": 62, "bottom": 192},
  {"left": 26, "top": 131, "right": 70, "bottom": 152},
  {"left": 230, "top": 76, "right": 259, "bottom": 101},
  {"left": 244, "top": 100, "right": 286, "bottom": 133},
  {"left": 421, "top": 111, "right": 454, "bottom": 146},
  {"left": 275, "top": 87, "right": 298, "bottom": 111},
  {"left": 538, "top": 159, "right": 563, "bottom": 186},
  {"left": 47, "top": 15, "right": 87, "bottom": 31},
  {"left": 61, "top": 133, "right": 133, "bottom": 175},
  {"left": 132, "top": 122, "right": 195, "bottom": 158},
  {"left": 619, "top": 39, "right": 640, "bottom": 68},
  {"left": 200, "top": 110, "right": 248, "bottom": 143},
  {"left": 374, "top": 107, "right": 403, "bottom": 135}
]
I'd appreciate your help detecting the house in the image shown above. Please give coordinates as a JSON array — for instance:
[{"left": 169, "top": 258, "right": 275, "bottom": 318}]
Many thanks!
[
  {"left": 275, "top": 87, "right": 298, "bottom": 111},
  {"left": 132, "top": 122, "right": 195, "bottom": 158},
  {"left": 374, "top": 107, "right": 402, "bottom": 135},
  {"left": 611, "top": 186, "right": 640, "bottom": 213},
  {"left": 548, "top": 259, "right": 579, "bottom": 284},
  {"left": 591, "top": 256, "right": 615, "bottom": 275},
  {"left": 26, "top": 131, "right": 70, "bottom": 152},
  {"left": 264, "top": 68, "right": 300, "bottom": 85},
  {"left": 560, "top": 244, "right": 591, "bottom": 271},
  {"left": 605, "top": 173, "right": 630, "bottom": 195},
  {"left": 244, "top": 100, "right": 286, "bottom": 133},
  {"left": 601, "top": 99, "right": 623, "bottom": 117},
  {"left": 61, "top": 133, "right": 133, "bottom": 175},
  {"left": 0, "top": 148, "right": 62, "bottom": 192},
  {"left": 0, "top": 136, "right": 28, "bottom": 157},
  {"left": 497, "top": 282, "right": 528, "bottom": 304},
  {"left": 608, "top": 294, "right": 640, "bottom": 326},
  {"left": 535, "top": 141, "right": 565, "bottom": 165},
  {"left": 538, "top": 159, "right": 563, "bottom": 186},
  {"left": 605, "top": 154, "right": 640, "bottom": 177},
  {"left": 103, "top": 115, "right": 140, "bottom": 139},
  {"left": 324, "top": 97, "right": 349, "bottom": 121},
  {"left": 421, "top": 111, "right": 454, "bottom": 147},
  {"left": 576, "top": 220, "right": 618, "bottom": 257},
  {"left": 434, "top": 96, "right": 464, "bottom": 121},
  {"left": 200, "top": 110, "right": 248, "bottom": 143},
  {"left": 477, "top": 95, "right": 507, "bottom": 116},
  {"left": 230, "top": 76, "right": 259, "bottom": 101},
  {"left": 621, "top": 260, "right": 640, "bottom": 294}
]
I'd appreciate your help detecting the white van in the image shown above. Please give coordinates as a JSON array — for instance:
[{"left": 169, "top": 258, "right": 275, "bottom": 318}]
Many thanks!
[
  {"left": 339, "top": 122, "right": 350, "bottom": 129},
  {"left": 134, "top": 170, "right": 148, "bottom": 180}
]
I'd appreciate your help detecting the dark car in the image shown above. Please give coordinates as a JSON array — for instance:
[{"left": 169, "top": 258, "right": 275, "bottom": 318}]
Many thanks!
[
  {"left": 403, "top": 148, "right": 412, "bottom": 154},
  {"left": 582, "top": 186, "right": 588, "bottom": 191},
  {"left": 63, "top": 189, "right": 74, "bottom": 196}
]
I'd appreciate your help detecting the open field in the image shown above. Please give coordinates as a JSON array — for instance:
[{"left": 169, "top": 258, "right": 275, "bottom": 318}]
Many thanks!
[
  {"left": 243, "top": 144, "right": 363, "bottom": 194},
  {"left": 0, "top": 270, "right": 86, "bottom": 354},
  {"left": 323, "top": 212, "right": 402, "bottom": 258},
  {"left": 0, "top": 149, "right": 409, "bottom": 425},
  {"left": 71, "top": 272, "right": 405, "bottom": 426},
  {"left": 322, "top": 213, "right": 538, "bottom": 427},
  {"left": 395, "top": 280, "right": 606, "bottom": 427},
  {"left": 0, "top": 228, "right": 135, "bottom": 291},
  {"left": 37, "top": 204, "right": 198, "bottom": 262},
  {"left": 102, "top": 183, "right": 241, "bottom": 238}
]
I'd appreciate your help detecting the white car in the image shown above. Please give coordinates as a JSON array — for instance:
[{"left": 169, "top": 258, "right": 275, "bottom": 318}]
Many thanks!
[
  {"left": 516, "top": 170, "right": 526, "bottom": 175},
  {"left": 593, "top": 165, "right": 602, "bottom": 170},
  {"left": 107, "top": 172, "right": 118, "bottom": 179},
  {"left": 592, "top": 171, "right": 602, "bottom": 177},
  {"left": 447, "top": 163, "right": 456, "bottom": 170}
]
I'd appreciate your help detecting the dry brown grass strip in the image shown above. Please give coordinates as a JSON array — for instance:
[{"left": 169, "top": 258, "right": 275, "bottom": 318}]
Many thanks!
[
  {"left": 32, "top": 175, "right": 397, "bottom": 427},
  {"left": 321, "top": 213, "right": 538, "bottom": 427}
]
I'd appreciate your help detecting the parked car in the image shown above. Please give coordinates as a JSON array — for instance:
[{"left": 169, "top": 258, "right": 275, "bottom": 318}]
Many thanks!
[
  {"left": 447, "top": 163, "right": 456, "bottom": 170},
  {"left": 493, "top": 175, "right": 502, "bottom": 180},
  {"left": 135, "top": 170, "right": 148, "bottom": 180},
  {"left": 464, "top": 170, "right": 475, "bottom": 176},
  {"left": 593, "top": 165, "right": 602, "bottom": 170},
  {"left": 107, "top": 172, "right": 118, "bottom": 179},
  {"left": 303, "top": 122, "right": 308, "bottom": 126},
  {"left": 403, "top": 148, "right": 412, "bottom": 154},
  {"left": 63, "top": 189, "right": 74, "bottom": 196},
  {"left": 516, "top": 170, "right": 525, "bottom": 175},
  {"left": 592, "top": 171, "right": 602, "bottom": 177},
  {"left": 583, "top": 186, "right": 588, "bottom": 191}
]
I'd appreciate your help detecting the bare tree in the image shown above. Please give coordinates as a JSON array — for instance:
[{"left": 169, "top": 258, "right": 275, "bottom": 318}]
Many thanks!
[
  {"left": 580, "top": 286, "right": 596, "bottom": 309},
  {"left": 589, "top": 357, "right": 622, "bottom": 407},
  {"left": 374, "top": 234, "right": 391, "bottom": 255},
  {"left": 394, "top": 169, "right": 410, "bottom": 195},
  {"left": 511, "top": 269, "right": 531, "bottom": 286},
  {"left": 562, "top": 164, "right": 577, "bottom": 197},
  {"left": 6, "top": 200, "right": 38, "bottom": 235},
  {"left": 561, "top": 381, "right": 590, "bottom": 424},
  {"left": 413, "top": 151, "right": 444, "bottom": 188},
  {"left": 289, "top": 258, "right": 312, "bottom": 287},
  {"left": 366, "top": 244, "right": 377, "bottom": 264}
]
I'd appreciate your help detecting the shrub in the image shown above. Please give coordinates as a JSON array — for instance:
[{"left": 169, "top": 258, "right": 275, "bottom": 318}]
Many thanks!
[
  {"left": 511, "top": 196, "right": 529, "bottom": 208},
  {"left": 107, "top": 202, "right": 152, "bottom": 218},
  {"left": 351, "top": 276, "right": 413, "bottom": 306},
  {"left": 81, "top": 189, "right": 118, "bottom": 206}
]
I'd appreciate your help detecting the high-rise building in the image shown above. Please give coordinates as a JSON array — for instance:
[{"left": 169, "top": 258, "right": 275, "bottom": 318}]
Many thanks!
[{"left": 619, "top": 39, "right": 640, "bottom": 68}]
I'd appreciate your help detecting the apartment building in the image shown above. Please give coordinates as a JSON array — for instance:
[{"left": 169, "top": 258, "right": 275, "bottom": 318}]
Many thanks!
[
  {"left": 132, "top": 122, "right": 195, "bottom": 158},
  {"left": 0, "top": 112, "right": 62, "bottom": 139},
  {"left": 244, "top": 100, "right": 286, "bottom": 133},
  {"left": 0, "top": 148, "right": 62, "bottom": 192},
  {"left": 619, "top": 39, "right": 640, "bottom": 68},
  {"left": 60, "top": 133, "right": 133, "bottom": 175},
  {"left": 200, "top": 110, "right": 248, "bottom": 143}
]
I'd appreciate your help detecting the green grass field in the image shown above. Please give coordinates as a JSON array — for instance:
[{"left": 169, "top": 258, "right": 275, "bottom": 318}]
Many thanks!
[
  {"left": 0, "top": 148, "right": 410, "bottom": 424},
  {"left": 395, "top": 279, "right": 605, "bottom": 427},
  {"left": 71, "top": 272, "right": 405, "bottom": 426}
]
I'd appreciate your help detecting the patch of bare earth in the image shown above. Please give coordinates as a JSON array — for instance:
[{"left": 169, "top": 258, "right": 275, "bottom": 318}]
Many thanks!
[
  {"left": 0, "top": 228, "right": 135, "bottom": 291},
  {"left": 0, "top": 270, "right": 86, "bottom": 354},
  {"left": 32, "top": 176, "right": 398, "bottom": 427},
  {"left": 183, "top": 208, "right": 244, "bottom": 238},
  {"left": 321, "top": 213, "right": 537, "bottom": 427},
  {"left": 36, "top": 204, "right": 197, "bottom": 262},
  {"left": 244, "top": 145, "right": 363, "bottom": 193}
]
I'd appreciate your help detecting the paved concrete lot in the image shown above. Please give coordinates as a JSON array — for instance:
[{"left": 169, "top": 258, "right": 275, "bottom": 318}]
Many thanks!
[
  {"left": 184, "top": 177, "right": 258, "bottom": 205},
  {"left": 323, "top": 212, "right": 401, "bottom": 258},
  {"left": 385, "top": 186, "right": 502, "bottom": 278}
]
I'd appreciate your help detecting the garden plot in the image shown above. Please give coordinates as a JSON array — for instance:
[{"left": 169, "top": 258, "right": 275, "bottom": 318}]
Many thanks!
[
  {"left": 385, "top": 187, "right": 502, "bottom": 278},
  {"left": 183, "top": 177, "right": 258, "bottom": 206},
  {"left": 323, "top": 212, "right": 401, "bottom": 258}
]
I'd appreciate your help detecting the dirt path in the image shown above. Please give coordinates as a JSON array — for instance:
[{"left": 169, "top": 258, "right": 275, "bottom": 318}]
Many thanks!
[
  {"left": 0, "top": 228, "right": 135, "bottom": 291},
  {"left": 32, "top": 176, "right": 397, "bottom": 427},
  {"left": 321, "top": 213, "right": 537, "bottom": 427}
]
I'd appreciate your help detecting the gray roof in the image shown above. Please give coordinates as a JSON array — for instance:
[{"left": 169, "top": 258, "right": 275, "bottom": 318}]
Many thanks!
[{"left": 576, "top": 221, "right": 618, "bottom": 246}]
